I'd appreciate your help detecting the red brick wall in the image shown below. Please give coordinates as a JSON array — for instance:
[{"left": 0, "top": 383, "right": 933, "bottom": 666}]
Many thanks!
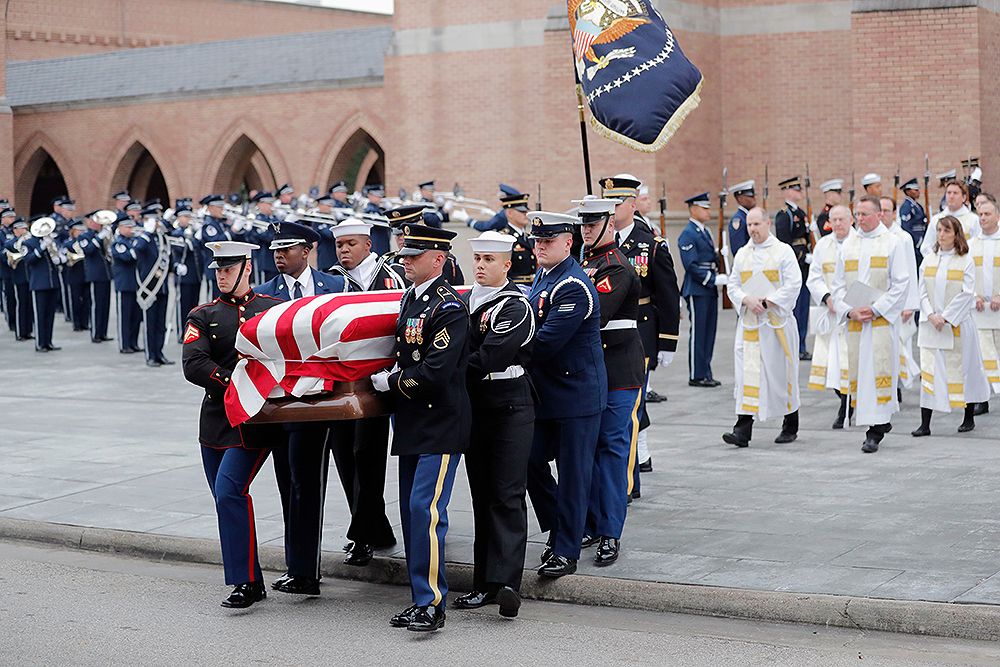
[
  {"left": 979, "top": 8, "right": 1000, "bottom": 196},
  {"left": 393, "top": 0, "right": 548, "bottom": 31},
  {"left": 8, "top": 0, "right": 389, "bottom": 61}
]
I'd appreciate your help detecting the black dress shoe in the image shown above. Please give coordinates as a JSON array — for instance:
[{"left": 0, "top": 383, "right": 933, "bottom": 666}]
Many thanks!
[
  {"left": 861, "top": 438, "right": 879, "bottom": 453},
  {"left": 774, "top": 431, "right": 797, "bottom": 444},
  {"left": 974, "top": 402, "right": 990, "bottom": 416},
  {"left": 45, "top": 345, "right": 61, "bottom": 351},
  {"left": 408, "top": 605, "right": 445, "bottom": 632},
  {"left": 911, "top": 426, "right": 930, "bottom": 437},
  {"left": 540, "top": 534, "right": 554, "bottom": 563},
  {"left": 832, "top": 415, "right": 845, "bottom": 429},
  {"left": 594, "top": 537, "right": 620, "bottom": 565},
  {"left": 271, "top": 573, "right": 292, "bottom": 590},
  {"left": 344, "top": 542, "right": 373, "bottom": 566},
  {"left": 221, "top": 581, "right": 266, "bottom": 608},
  {"left": 538, "top": 554, "right": 577, "bottom": 578},
  {"left": 689, "top": 378, "right": 720, "bottom": 387},
  {"left": 120, "top": 348, "right": 137, "bottom": 354},
  {"left": 799, "top": 350, "right": 812, "bottom": 361},
  {"left": 645, "top": 390, "right": 667, "bottom": 403},
  {"left": 273, "top": 575, "right": 320, "bottom": 595},
  {"left": 723, "top": 432, "right": 749, "bottom": 448},
  {"left": 390, "top": 604, "right": 418, "bottom": 628},
  {"left": 958, "top": 421, "right": 976, "bottom": 433},
  {"left": 638, "top": 458, "right": 653, "bottom": 473},
  {"left": 631, "top": 489, "right": 641, "bottom": 500},
  {"left": 496, "top": 586, "right": 521, "bottom": 618},
  {"left": 146, "top": 359, "right": 163, "bottom": 367},
  {"left": 158, "top": 357, "right": 176, "bottom": 365},
  {"left": 581, "top": 533, "right": 600, "bottom": 548},
  {"left": 131, "top": 347, "right": 144, "bottom": 353},
  {"left": 16, "top": 335, "right": 33, "bottom": 341},
  {"left": 453, "top": 590, "right": 496, "bottom": 609},
  {"left": 343, "top": 541, "right": 354, "bottom": 552},
  {"left": 35, "top": 347, "right": 50, "bottom": 353}
]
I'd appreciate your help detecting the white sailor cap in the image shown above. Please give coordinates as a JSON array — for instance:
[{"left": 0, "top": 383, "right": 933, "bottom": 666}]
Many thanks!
[
  {"left": 937, "top": 169, "right": 957, "bottom": 181},
  {"left": 861, "top": 173, "right": 881, "bottom": 186},
  {"left": 469, "top": 230, "right": 515, "bottom": 253},
  {"left": 571, "top": 196, "right": 618, "bottom": 222},
  {"left": 527, "top": 211, "right": 578, "bottom": 238},
  {"left": 728, "top": 180, "right": 755, "bottom": 196},
  {"left": 332, "top": 218, "right": 372, "bottom": 238},
  {"left": 820, "top": 179, "right": 844, "bottom": 192},
  {"left": 971, "top": 167, "right": 983, "bottom": 182},
  {"left": 205, "top": 241, "right": 259, "bottom": 269},
  {"left": 637, "top": 184, "right": 649, "bottom": 196}
]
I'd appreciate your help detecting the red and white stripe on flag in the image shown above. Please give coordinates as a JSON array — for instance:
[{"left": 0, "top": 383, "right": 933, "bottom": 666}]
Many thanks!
[{"left": 224, "top": 290, "right": 404, "bottom": 426}]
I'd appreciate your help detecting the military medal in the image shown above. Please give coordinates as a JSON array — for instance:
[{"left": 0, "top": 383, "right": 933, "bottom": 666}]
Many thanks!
[{"left": 412, "top": 350, "right": 421, "bottom": 361}]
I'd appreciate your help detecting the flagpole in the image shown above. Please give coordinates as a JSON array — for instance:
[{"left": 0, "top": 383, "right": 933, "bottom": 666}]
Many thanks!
[{"left": 572, "top": 43, "right": 594, "bottom": 195}]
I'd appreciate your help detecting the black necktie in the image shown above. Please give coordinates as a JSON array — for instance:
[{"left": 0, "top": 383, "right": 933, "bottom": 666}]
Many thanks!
[{"left": 293, "top": 281, "right": 302, "bottom": 300}]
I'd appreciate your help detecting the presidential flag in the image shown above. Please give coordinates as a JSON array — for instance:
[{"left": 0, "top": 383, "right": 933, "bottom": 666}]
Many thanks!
[
  {"left": 570, "top": 0, "right": 703, "bottom": 152},
  {"left": 224, "top": 291, "right": 404, "bottom": 426}
]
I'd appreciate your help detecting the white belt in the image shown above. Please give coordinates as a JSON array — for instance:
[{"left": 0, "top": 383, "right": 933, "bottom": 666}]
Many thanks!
[
  {"left": 601, "top": 319, "right": 637, "bottom": 331},
  {"left": 485, "top": 365, "right": 525, "bottom": 380}
]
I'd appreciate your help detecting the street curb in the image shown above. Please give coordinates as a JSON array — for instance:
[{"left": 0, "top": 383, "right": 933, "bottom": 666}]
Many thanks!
[{"left": 2, "top": 516, "right": 999, "bottom": 641}]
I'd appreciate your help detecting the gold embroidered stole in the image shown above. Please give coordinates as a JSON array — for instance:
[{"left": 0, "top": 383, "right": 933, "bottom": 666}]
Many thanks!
[
  {"left": 808, "top": 236, "right": 845, "bottom": 390},
  {"left": 842, "top": 233, "right": 893, "bottom": 405},
  {"left": 737, "top": 243, "right": 793, "bottom": 414},
  {"left": 969, "top": 237, "right": 1000, "bottom": 385},
  {"left": 920, "top": 252, "right": 966, "bottom": 407}
]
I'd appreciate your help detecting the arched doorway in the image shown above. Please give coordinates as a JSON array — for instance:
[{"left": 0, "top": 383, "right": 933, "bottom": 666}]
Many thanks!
[
  {"left": 327, "top": 129, "right": 385, "bottom": 193},
  {"left": 22, "top": 150, "right": 69, "bottom": 218},
  {"left": 213, "top": 135, "right": 277, "bottom": 199},
  {"left": 110, "top": 142, "right": 170, "bottom": 206}
]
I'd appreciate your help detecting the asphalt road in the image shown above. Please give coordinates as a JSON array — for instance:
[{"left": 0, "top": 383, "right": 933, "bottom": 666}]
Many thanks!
[{"left": 1, "top": 540, "right": 997, "bottom": 667}]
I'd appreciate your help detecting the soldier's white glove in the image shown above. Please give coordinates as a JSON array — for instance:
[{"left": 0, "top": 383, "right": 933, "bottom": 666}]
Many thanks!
[
  {"left": 98, "top": 227, "right": 112, "bottom": 240},
  {"left": 39, "top": 237, "right": 51, "bottom": 250},
  {"left": 804, "top": 253, "right": 814, "bottom": 264},
  {"left": 657, "top": 351, "right": 674, "bottom": 368},
  {"left": 230, "top": 218, "right": 246, "bottom": 234},
  {"left": 371, "top": 369, "right": 391, "bottom": 392},
  {"left": 176, "top": 264, "right": 188, "bottom": 277},
  {"left": 715, "top": 273, "right": 728, "bottom": 286}
]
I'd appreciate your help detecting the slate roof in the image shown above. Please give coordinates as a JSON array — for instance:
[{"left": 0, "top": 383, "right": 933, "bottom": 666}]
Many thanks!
[{"left": 7, "top": 26, "right": 393, "bottom": 111}]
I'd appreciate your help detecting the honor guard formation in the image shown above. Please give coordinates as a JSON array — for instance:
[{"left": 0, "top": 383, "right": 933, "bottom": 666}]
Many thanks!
[{"left": 3, "top": 164, "right": 996, "bottom": 628}]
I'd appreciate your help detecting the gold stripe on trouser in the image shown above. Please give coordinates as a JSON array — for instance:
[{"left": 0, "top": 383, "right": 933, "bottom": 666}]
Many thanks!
[
  {"left": 427, "top": 454, "right": 451, "bottom": 607},
  {"left": 979, "top": 329, "right": 1000, "bottom": 385},
  {"left": 626, "top": 381, "right": 643, "bottom": 496}
]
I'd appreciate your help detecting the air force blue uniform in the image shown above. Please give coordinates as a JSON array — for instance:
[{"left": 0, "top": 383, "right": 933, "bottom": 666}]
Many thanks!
[
  {"left": 899, "top": 195, "right": 927, "bottom": 266},
  {"left": 21, "top": 235, "right": 62, "bottom": 350},
  {"left": 728, "top": 206, "right": 750, "bottom": 255},
  {"left": 79, "top": 228, "right": 114, "bottom": 341},
  {"left": 3, "top": 232, "right": 32, "bottom": 339},
  {"left": 677, "top": 219, "right": 719, "bottom": 382},
  {"left": 134, "top": 231, "right": 172, "bottom": 364},
  {"left": 112, "top": 233, "right": 143, "bottom": 352}
]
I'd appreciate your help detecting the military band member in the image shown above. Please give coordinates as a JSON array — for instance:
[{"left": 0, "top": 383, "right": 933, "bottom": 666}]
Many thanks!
[
  {"left": 170, "top": 205, "right": 203, "bottom": 343},
  {"left": 830, "top": 196, "right": 911, "bottom": 453},
  {"left": 361, "top": 184, "right": 391, "bottom": 257},
  {"left": 111, "top": 190, "right": 131, "bottom": 223},
  {"left": 678, "top": 192, "right": 721, "bottom": 387},
  {"left": 723, "top": 207, "right": 801, "bottom": 447},
  {"left": 921, "top": 180, "right": 980, "bottom": 259},
  {"left": 1, "top": 208, "right": 18, "bottom": 334},
  {"left": 60, "top": 220, "right": 90, "bottom": 332},
  {"left": 276, "top": 183, "right": 297, "bottom": 215},
  {"left": 453, "top": 230, "right": 535, "bottom": 618},
  {"left": 199, "top": 195, "right": 237, "bottom": 300},
  {"left": 524, "top": 211, "right": 606, "bottom": 578},
  {"left": 910, "top": 215, "right": 988, "bottom": 436},
  {"left": 575, "top": 197, "right": 645, "bottom": 565},
  {"left": 816, "top": 179, "right": 844, "bottom": 237},
  {"left": 21, "top": 217, "right": 63, "bottom": 352},
  {"left": 370, "top": 224, "right": 470, "bottom": 632},
  {"left": 244, "top": 191, "right": 278, "bottom": 284},
  {"left": 968, "top": 198, "right": 1000, "bottom": 413},
  {"left": 3, "top": 217, "right": 33, "bottom": 340},
  {"left": 774, "top": 177, "right": 812, "bottom": 359},
  {"left": 255, "top": 221, "right": 348, "bottom": 595},
  {"left": 880, "top": 197, "right": 921, "bottom": 395},
  {"left": 469, "top": 184, "right": 521, "bottom": 232},
  {"left": 417, "top": 180, "right": 447, "bottom": 229},
  {"left": 899, "top": 178, "right": 927, "bottom": 265},
  {"left": 183, "top": 240, "right": 284, "bottom": 608},
  {"left": 326, "top": 218, "right": 402, "bottom": 566},
  {"left": 112, "top": 218, "right": 144, "bottom": 353},
  {"left": 124, "top": 199, "right": 142, "bottom": 223},
  {"left": 133, "top": 206, "right": 173, "bottom": 367},
  {"left": 51, "top": 197, "right": 74, "bottom": 320},
  {"left": 862, "top": 173, "right": 883, "bottom": 198},
  {"left": 806, "top": 205, "right": 855, "bottom": 428},
  {"left": 727, "top": 180, "right": 756, "bottom": 254},
  {"left": 328, "top": 180, "right": 352, "bottom": 209},
  {"left": 79, "top": 211, "right": 114, "bottom": 343},
  {"left": 491, "top": 192, "right": 536, "bottom": 286}
]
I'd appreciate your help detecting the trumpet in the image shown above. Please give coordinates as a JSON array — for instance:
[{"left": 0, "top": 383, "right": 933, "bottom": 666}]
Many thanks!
[
  {"left": 295, "top": 208, "right": 353, "bottom": 227},
  {"left": 223, "top": 206, "right": 271, "bottom": 233}
]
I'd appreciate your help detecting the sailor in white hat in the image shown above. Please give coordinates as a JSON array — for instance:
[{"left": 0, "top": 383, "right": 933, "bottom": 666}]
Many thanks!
[{"left": 861, "top": 173, "right": 882, "bottom": 197}]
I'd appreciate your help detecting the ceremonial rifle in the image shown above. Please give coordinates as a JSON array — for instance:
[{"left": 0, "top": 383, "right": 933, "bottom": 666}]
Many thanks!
[
  {"left": 924, "top": 154, "right": 931, "bottom": 220},
  {"left": 762, "top": 164, "right": 769, "bottom": 211},
  {"left": 849, "top": 169, "right": 856, "bottom": 213},
  {"left": 718, "top": 168, "right": 733, "bottom": 309},
  {"left": 805, "top": 164, "right": 817, "bottom": 249},
  {"left": 537, "top": 183, "right": 542, "bottom": 211},
  {"left": 893, "top": 163, "right": 900, "bottom": 202},
  {"left": 658, "top": 183, "right": 666, "bottom": 237}
]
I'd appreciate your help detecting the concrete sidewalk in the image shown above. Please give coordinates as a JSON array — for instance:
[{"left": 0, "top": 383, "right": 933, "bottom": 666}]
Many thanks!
[{"left": 3, "top": 281, "right": 1000, "bottom": 640}]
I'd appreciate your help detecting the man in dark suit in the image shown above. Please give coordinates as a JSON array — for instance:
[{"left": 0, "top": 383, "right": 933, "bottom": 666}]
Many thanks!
[
  {"left": 371, "top": 224, "right": 471, "bottom": 633},
  {"left": 677, "top": 192, "right": 721, "bottom": 387},
  {"left": 255, "top": 221, "right": 348, "bottom": 596},
  {"left": 524, "top": 211, "right": 607, "bottom": 578}
]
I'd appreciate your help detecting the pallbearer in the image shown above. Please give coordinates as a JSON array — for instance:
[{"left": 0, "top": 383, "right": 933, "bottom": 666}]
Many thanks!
[
  {"left": 723, "top": 207, "right": 802, "bottom": 448},
  {"left": 454, "top": 230, "right": 535, "bottom": 618},
  {"left": 969, "top": 198, "right": 1000, "bottom": 411}
]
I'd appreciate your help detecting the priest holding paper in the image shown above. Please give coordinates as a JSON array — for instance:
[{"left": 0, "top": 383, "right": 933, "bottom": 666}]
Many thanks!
[
  {"left": 829, "top": 196, "right": 911, "bottom": 453},
  {"left": 723, "top": 207, "right": 801, "bottom": 448},
  {"left": 968, "top": 198, "right": 1000, "bottom": 407}
]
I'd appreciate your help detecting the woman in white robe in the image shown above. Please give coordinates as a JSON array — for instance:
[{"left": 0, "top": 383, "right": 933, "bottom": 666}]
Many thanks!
[{"left": 912, "top": 215, "right": 990, "bottom": 435}]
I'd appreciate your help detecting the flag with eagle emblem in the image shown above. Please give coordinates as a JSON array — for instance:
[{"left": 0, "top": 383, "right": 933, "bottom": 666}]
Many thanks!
[{"left": 570, "top": 0, "right": 703, "bottom": 152}]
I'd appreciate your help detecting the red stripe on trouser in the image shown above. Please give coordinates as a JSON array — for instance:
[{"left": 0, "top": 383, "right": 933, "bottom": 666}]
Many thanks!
[{"left": 244, "top": 448, "right": 268, "bottom": 582}]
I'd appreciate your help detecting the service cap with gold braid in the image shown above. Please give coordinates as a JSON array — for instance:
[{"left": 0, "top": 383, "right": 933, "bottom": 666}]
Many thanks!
[
  {"left": 779, "top": 176, "right": 802, "bottom": 191},
  {"left": 600, "top": 175, "right": 642, "bottom": 200},
  {"left": 398, "top": 224, "right": 457, "bottom": 256},
  {"left": 384, "top": 205, "right": 425, "bottom": 233},
  {"left": 500, "top": 193, "right": 530, "bottom": 211}
]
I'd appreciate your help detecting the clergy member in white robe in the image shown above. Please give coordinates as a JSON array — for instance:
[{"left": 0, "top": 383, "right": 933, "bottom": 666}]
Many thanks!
[
  {"left": 723, "top": 207, "right": 801, "bottom": 448},
  {"left": 969, "top": 198, "right": 1000, "bottom": 406},
  {"left": 920, "top": 180, "right": 980, "bottom": 259},
  {"left": 830, "top": 196, "right": 910, "bottom": 453},
  {"left": 911, "top": 214, "right": 989, "bottom": 436},
  {"left": 806, "top": 204, "right": 854, "bottom": 428},
  {"left": 880, "top": 197, "right": 921, "bottom": 391}
]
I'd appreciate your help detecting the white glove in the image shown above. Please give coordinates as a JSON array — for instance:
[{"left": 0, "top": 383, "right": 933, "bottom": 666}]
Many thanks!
[
  {"left": 442, "top": 200, "right": 455, "bottom": 214},
  {"left": 231, "top": 218, "right": 246, "bottom": 233},
  {"left": 176, "top": 264, "right": 188, "bottom": 277},
  {"left": 804, "top": 253, "right": 814, "bottom": 264},
  {"left": 39, "top": 237, "right": 50, "bottom": 250},
  {"left": 371, "top": 370, "right": 391, "bottom": 392},
  {"left": 98, "top": 227, "right": 112, "bottom": 240},
  {"left": 657, "top": 351, "right": 674, "bottom": 368},
  {"left": 714, "top": 273, "right": 728, "bottom": 287}
]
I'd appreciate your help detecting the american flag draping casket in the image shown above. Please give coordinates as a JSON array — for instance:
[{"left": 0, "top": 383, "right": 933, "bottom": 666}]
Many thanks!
[{"left": 224, "top": 290, "right": 405, "bottom": 426}]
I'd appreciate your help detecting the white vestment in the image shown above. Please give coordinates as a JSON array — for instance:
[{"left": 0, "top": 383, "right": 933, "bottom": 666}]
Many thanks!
[
  {"left": 806, "top": 229, "right": 852, "bottom": 391},
  {"left": 969, "top": 230, "right": 1000, "bottom": 392},
  {"left": 887, "top": 223, "right": 921, "bottom": 388},
  {"left": 920, "top": 206, "right": 980, "bottom": 259},
  {"left": 729, "top": 235, "right": 801, "bottom": 422},
  {"left": 830, "top": 223, "right": 910, "bottom": 426}
]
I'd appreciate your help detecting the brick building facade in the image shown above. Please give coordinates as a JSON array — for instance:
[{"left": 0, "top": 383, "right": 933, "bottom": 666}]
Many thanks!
[{"left": 2, "top": 0, "right": 997, "bottom": 231}]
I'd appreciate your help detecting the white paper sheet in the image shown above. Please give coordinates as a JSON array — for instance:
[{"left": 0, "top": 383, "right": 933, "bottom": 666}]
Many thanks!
[
  {"left": 742, "top": 272, "right": 775, "bottom": 300},
  {"left": 918, "top": 319, "right": 955, "bottom": 350},
  {"left": 843, "top": 280, "right": 884, "bottom": 309},
  {"left": 899, "top": 316, "right": 918, "bottom": 342},
  {"left": 973, "top": 306, "right": 1000, "bottom": 330}
]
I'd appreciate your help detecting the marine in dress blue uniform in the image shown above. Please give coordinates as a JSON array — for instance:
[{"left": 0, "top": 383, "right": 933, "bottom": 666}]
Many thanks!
[
  {"left": 380, "top": 206, "right": 425, "bottom": 287},
  {"left": 370, "top": 224, "right": 470, "bottom": 632},
  {"left": 21, "top": 217, "right": 63, "bottom": 351},
  {"left": 78, "top": 211, "right": 115, "bottom": 343},
  {"left": 169, "top": 206, "right": 203, "bottom": 343},
  {"left": 182, "top": 240, "right": 285, "bottom": 608},
  {"left": 254, "top": 221, "right": 349, "bottom": 595},
  {"left": 524, "top": 212, "right": 607, "bottom": 578},
  {"left": 3, "top": 217, "right": 33, "bottom": 340},
  {"left": 677, "top": 192, "right": 721, "bottom": 386},
  {"left": 727, "top": 180, "right": 756, "bottom": 254},
  {"left": 899, "top": 177, "right": 927, "bottom": 266},
  {"left": 111, "top": 218, "right": 144, "bottom": 353},
  {"left": 773, "top": 176, "right": 812, "bottom": 358}
]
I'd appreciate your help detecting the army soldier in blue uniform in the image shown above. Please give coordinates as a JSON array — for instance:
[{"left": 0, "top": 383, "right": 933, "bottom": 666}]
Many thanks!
[
  {"left": 199, "top": 195, "right": 238, "bottom": 300},
  {"left": 21, "top": 218, "right": 63, "bottom": 352},
  {"left": 326, "top": 218, "right": 402, "bottom": 566},
  {"left": 183, "top": 240, "right": 284, "bottom": 609},
  {"left": 79, "top": 211, "right": 115, "bottom": 343},
  {"left": 678, "top": 192, "right": 721, "bottom": 387},
  {"left": 134, "top": 207, "right": 174, "bottom": 366},
  {"left": 255, "top": 221, "right": 348, "bottom": 596},
  {"left": 111, "top": 218, "right": 144, "bottom": 353},
  {"left": 727, "top": 180, "right": 756, "bottom": 254},
  {"left": 453, "top": 230, "right": 535, "bottom": 618},
  {"left": 4, "top": 217, "right": 33, "bottom": 340},
  {"left": 525, "top": 211, "right": 607, "bottom": 578},
  {"left": 60, "top": 219, "right": 90, "bottom": 332},
  {"left": 899, "top": 177, "right": 927, "bottom": 266},
  {"left": 369, "top": 224, "right": 470, "bottom": 632},
  {"left": 417, "top": 180, "right": 447, "bottom": 229},
  {"left": 170, "top": 205, "right": 203, "bottom": 343},
  {"left": 774, "top": 176, "right": 813, "bottom": 360}
]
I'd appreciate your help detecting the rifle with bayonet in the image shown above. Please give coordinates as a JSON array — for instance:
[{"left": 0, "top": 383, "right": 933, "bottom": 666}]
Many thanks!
[
  {"left": 893, "top": 163, "right": 900, "bottom": 202},
  {"left": 658, "top": 183, "right": 666, "bottom": 237},
  {"left": 849, "top": 169, "right": 856, "bottom": 213},
  {"left": 762, "top": 164, "right": 769, "bottom": 212},
  {"left": 924, "top": 154, "right": 931, "bottom": 222},
  {"left": 719, "top": 168, "right": 733, "bottom": 309},
  {"left": 805, "top": 164, "right": 817, "bottom": 249}
]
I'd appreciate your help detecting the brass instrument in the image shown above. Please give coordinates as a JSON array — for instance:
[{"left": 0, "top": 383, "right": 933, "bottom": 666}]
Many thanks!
[
  {"left": 66, "top": 240, "right": 86, "bottom": 266},
  {"left": 295, "top": 209, "right": 353, "bottom": 227},
  {"left": 30, "top": 217, "right": 66, "bottom": 266},
  {"left": 223, "top": 205, "right": 271, "bottom": 232},
  {"left": 4, "top": 233, "right": 28, "bottom": 270}
]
